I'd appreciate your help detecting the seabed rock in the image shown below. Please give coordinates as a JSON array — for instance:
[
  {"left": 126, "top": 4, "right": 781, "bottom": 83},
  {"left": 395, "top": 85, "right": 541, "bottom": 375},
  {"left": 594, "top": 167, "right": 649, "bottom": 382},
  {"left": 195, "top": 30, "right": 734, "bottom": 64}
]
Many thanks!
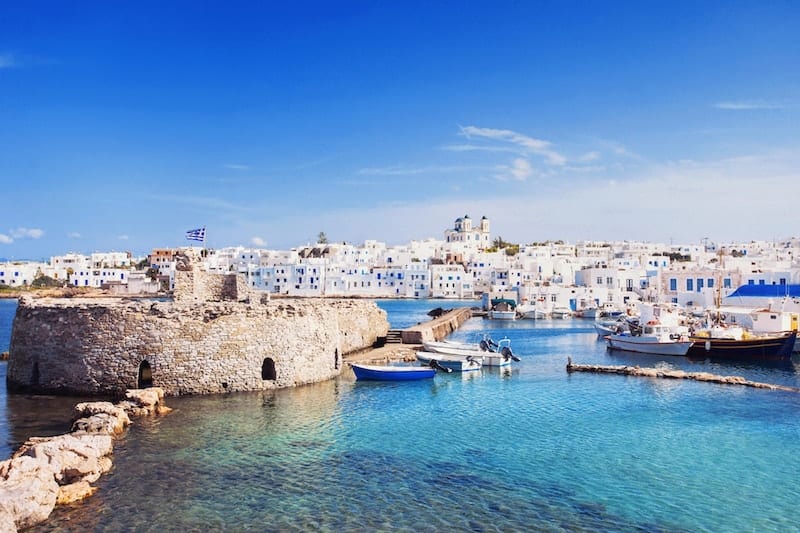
[{"left": 0, "top": 387, "right": 170, "bottom": 532}]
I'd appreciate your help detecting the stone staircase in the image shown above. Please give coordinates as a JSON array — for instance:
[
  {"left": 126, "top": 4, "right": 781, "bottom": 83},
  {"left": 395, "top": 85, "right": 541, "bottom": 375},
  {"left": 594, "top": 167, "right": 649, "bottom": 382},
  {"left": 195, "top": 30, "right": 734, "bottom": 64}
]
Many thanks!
[{"left": 386, "top": 329, "right": 404, "bottom": 344}]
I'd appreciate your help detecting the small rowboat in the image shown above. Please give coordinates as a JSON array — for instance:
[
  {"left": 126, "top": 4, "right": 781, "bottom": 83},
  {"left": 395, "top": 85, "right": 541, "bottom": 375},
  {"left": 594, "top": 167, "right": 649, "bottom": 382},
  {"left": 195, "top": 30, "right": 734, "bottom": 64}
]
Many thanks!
[{"left": 350, "top": 363, "right": 435, "bottom": 381}]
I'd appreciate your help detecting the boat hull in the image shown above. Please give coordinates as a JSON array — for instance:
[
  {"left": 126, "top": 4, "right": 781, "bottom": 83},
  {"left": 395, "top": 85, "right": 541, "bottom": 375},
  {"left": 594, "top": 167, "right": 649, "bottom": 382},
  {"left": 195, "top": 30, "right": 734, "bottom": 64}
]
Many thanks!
[
  {"left": 489, "top": 310, "right": 516, "bottom": 320},
  {"left": 606, "top": 335, "right": 694, "bottom": 356},
  {"left": 351, "top": 364, "right": 435, "bottom": 381},
  {"left": 415, "top": 352, "right": 483, "bottom": 371},
  {"left": 686, "top": 331, "right": 797, "bottom": 362}
]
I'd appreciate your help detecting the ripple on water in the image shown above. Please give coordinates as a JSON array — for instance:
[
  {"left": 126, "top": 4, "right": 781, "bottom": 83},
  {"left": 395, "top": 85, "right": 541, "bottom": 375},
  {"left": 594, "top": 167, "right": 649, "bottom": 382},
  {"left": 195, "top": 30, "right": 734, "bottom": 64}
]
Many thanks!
[{"left": 18, "top": 315, "right": 800, "bottom": 532}]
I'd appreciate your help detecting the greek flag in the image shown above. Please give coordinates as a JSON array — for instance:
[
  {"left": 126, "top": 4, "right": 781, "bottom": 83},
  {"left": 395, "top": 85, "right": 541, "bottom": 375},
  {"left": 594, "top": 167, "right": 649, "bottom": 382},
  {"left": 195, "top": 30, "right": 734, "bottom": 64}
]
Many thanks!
[{"left": 185, "top": 227, "right": 206, "bottom": 242}]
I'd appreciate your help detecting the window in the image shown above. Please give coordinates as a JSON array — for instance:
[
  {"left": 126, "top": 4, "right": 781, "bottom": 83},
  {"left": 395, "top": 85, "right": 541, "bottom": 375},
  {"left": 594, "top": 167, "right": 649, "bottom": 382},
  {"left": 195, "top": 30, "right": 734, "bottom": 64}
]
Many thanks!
[
  {"left": 697, "top": 279, "right": 704, "bottom": 290},
  {"left": 687, "top": 279, "right": 693, "bottom": 291},
  {"left": 669, "top": 278, "right": 677, "bottom": 291}
]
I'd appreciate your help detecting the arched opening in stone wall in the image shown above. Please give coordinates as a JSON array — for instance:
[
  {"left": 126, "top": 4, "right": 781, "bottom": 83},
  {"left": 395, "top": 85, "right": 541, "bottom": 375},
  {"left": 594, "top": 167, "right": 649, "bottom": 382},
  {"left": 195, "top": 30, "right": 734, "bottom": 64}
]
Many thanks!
[
  {"left": 261, "top": 358, "right": 276, "bottom": 381},
  {"left": 31, "top": 362, "right": 40, "bottom": 387},
  {"left": 138, "top": 361, "right": 154, "bottom": 389},
  {"left": 334, "top": 348, "right": 339, "bottom": 369}
]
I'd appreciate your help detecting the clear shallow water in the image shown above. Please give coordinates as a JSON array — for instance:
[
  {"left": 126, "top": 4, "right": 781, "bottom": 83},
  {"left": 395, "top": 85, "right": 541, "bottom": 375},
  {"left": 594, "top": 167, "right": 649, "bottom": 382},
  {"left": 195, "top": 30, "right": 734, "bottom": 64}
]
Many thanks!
[{"left": 1, "top": 300, "right": 799, "bottom": 531}]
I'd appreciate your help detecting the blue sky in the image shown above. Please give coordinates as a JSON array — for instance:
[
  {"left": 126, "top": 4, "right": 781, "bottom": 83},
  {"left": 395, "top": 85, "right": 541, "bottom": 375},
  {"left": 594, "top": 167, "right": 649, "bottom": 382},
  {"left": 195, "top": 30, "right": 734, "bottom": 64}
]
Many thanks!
[{"left": 2, "top": 1, "right": 799, "bottom": 260}]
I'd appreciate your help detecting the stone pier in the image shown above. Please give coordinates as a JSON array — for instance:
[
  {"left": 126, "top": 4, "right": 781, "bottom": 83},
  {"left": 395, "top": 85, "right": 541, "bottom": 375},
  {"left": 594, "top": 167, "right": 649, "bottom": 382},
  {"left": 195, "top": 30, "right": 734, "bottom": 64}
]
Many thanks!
[{"left": 400, "top": 307, "right": 473, "bottom": 344}]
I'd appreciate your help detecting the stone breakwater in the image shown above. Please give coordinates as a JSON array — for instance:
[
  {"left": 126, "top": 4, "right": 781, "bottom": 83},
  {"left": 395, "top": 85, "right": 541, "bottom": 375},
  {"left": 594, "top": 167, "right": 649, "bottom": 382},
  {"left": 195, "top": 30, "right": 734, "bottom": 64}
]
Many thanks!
[
  {"left": 565, "top": 358, "right": 800, "bottom": 393},
  {"left": 7, "top": 296, "right": 388, "bottom": 396},
  {"left": 0, "top": 387, "right": 169, "bottom": 532}
]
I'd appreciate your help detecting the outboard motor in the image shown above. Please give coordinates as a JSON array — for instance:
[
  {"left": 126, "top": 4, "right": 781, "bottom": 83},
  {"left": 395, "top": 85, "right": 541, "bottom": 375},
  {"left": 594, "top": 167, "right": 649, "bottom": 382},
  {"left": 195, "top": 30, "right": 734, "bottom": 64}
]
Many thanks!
[
  {"left": 428, "top": 359, "right": 452, "bottom": 373},
  {"left": 501, "top": 346, "right": 521, "bottom": 362}
]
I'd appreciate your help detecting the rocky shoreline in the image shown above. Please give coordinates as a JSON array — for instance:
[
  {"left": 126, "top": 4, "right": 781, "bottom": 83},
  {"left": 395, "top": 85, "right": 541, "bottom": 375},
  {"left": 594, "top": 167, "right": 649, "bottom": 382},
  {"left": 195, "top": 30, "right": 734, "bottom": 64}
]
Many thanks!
[{"left": 0, "top": 387, "right": 171, "bottom": 532}]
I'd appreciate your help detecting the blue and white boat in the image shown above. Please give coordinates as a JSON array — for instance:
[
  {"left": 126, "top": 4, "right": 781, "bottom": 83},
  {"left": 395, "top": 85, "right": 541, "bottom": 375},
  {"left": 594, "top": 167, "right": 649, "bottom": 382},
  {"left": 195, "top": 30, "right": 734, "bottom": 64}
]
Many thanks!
[{"left": 350, "top": 363, "right": 436, "bottom": 381}]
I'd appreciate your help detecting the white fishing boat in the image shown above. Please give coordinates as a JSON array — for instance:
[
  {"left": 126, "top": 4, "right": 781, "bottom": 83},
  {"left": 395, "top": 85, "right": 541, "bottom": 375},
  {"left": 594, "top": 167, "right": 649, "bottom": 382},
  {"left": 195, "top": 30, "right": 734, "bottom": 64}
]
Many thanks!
[
  {"left": 594, "top": 317, "right": 631, "bottom": 337},
  {"left": 606, "top": 323, "right": 694, "bottom": 356},
  {"left": 606, "top": 302, "right": 693, "bottom": 356},
  {"left": 551, "top": 307, "right": 573, "bottom": 319},
  {"left": 488, "top": 298, "right": 517, "bottom": 320}
]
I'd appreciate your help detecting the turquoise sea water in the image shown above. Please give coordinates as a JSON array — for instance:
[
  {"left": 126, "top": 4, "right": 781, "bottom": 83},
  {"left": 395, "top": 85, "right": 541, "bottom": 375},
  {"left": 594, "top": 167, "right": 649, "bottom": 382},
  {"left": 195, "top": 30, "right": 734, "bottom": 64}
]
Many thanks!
[{"left": 1, "top": 299, "right": 800, "bottom": 531}]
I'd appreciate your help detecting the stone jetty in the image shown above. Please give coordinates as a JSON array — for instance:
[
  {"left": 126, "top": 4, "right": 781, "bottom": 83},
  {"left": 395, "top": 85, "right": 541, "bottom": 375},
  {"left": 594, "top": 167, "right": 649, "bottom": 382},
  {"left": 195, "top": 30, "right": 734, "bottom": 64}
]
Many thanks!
[
  {"left": 0, "top": 387, "right": 170, "bottom": 532},
  {"left": 400, "top": 307, "right": 472, "bottom": 344},
  {"left": 566, "top": 358, "right": 800, "bottom": 393}
]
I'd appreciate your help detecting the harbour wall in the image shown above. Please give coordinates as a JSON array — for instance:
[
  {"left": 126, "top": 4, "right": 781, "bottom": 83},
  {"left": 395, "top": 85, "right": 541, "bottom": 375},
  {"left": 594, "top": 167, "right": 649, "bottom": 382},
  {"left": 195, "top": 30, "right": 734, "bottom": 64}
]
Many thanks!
[{"left": 7, "top": 250, "right": 388, "bottom": 396}]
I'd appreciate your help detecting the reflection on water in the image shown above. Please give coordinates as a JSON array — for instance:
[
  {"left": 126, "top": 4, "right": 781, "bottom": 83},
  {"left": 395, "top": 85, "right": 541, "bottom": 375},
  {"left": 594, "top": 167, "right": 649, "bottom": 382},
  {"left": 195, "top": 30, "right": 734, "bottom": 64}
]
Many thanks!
[{"left": 2, "top": 304, "right": 799, "bottom": 532}]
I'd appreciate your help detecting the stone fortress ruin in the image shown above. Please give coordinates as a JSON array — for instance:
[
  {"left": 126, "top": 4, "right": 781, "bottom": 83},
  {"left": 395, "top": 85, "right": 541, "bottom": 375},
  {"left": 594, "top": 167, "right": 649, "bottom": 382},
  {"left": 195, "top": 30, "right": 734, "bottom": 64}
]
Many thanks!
[{"left": 7, "top": 250, "right": 389, "bottom": 396}]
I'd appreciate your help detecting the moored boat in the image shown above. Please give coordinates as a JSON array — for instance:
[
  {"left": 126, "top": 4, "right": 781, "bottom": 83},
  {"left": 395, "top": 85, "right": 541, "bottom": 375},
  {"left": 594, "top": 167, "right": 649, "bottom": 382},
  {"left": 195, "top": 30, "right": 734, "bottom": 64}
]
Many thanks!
[
  {"left": 594, "top": 317, "right": 629, "bottom": 337},
  {"left": 423, "top": 337, "right": 519, "bottom": 365},
  {"left": 606, "top": 322, "right": 694, "bottom": 356},
  {"left": 488, "top": 298, "right": 517, "bottom": 320},
  {"left": 687, "top": 329, "right": 797, "bottom": 362},
  {"left": 415, "top": 352, "right": 483, "bottom": 371},
  {"left": 551, "top": 307, "right": 573, "bottom": 319},
  {"left": 350, "top": 363, "right": 436, "bottom": 381}
]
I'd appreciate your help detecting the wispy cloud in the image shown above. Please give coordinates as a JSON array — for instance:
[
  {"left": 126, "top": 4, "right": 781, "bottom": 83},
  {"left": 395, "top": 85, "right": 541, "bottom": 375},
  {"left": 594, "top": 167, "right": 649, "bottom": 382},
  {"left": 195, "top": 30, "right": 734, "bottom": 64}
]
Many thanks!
[
  {"left": 147, "top": 194, "right": 254, "bottom": 213},
  {"left": 10, "top": 228, "right": 44, "bottom": 239},
  {"left": 714, "top": 100, "right": 786, "bottom": 110},
  {"left": 118, "top": 235, "right": 129, "bottom": 241},
  {"left": 67, "top": 232, "right": 82, "bottom": 239},
  {"left": 579, "top": 151, "right": 601, "bottom": 162},
  {"left": 357, "top": 165, "right": 485, "bottom": 176},
  {"left": 440, "top": 144, "right": 519, "bottom": 154},
  {"left": 595, "top": 139, "right": 641, "bottom": 160},
  {"left": 494, "top": 158, "right": 534, "bottom": 181},
  {"left": 0, "top": 227, "right": 43, "bottom": 244},
  {"left": 251, "top": 236, "right": 266, "bottom": 246},
  {"left": 224, "top": 164, "right": 250, "bottom": 171},
  {"left": 0, "top": 53, "right": 15, "bottom": 69},
  {"left": 459, "top": 125, "right": 567, "bottom": 166}
]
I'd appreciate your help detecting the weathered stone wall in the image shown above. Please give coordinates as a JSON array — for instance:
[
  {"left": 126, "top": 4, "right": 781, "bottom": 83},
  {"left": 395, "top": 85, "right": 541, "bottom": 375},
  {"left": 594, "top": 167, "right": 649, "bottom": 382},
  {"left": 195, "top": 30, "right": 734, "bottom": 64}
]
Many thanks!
[
  {"left": 7, "top": 296, "right": 387, "bottom": 396},
  {"left": 173, "top": 271, "right": 254, "bottom": 303}
]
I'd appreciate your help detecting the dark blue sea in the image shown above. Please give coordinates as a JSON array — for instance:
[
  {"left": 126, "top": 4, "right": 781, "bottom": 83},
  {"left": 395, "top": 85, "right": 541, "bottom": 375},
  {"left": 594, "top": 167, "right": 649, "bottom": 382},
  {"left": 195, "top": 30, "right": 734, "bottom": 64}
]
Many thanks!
[{"left": 2, "top": 298, "right": 800, "bottom": 532}]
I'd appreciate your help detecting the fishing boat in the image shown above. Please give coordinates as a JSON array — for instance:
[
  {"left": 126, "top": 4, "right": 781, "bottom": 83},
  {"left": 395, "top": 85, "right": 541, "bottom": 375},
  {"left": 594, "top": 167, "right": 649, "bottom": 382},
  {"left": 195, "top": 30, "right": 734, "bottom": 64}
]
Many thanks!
[
  {"left": 350, "top": 363, "right": 436, "bottom": 381},
  {"left": 415, "top": 352, "right": 483, "bottom": 371},
  {"left": 686, "top": 328, "right": 797, "bottom": 362},
  {"left": 488, "top": 298, "right": 517, "bottom": 320},
  {"left": 550, "top": 307, "right": 573, "bottom": 319},
  {"left": 594, "top": 317, "right": 631, "bottom": 337},
  {"left": 606, "top": 302, "right": 693, "bottom": 355},
  {"left": 606, "top": 323, "right": 694, "bottom": 356}
]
